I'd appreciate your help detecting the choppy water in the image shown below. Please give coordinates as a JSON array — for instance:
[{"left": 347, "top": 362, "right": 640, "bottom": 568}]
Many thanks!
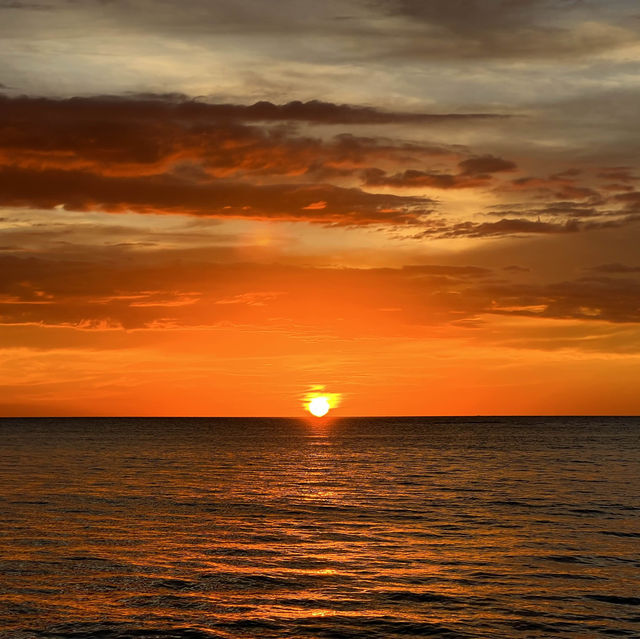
[{"left": 0, "top": 417, "right": 639, "bottom": 638}]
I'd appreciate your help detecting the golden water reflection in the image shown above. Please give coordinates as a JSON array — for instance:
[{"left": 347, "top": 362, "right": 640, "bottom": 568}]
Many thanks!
[{"left": 0, "top": 417, "right": 639, "bottom": 637}]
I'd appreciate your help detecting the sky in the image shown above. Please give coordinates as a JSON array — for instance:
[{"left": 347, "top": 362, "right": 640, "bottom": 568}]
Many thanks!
[{"left": 1, "top": 0, "right": 640, "bottom": 416}]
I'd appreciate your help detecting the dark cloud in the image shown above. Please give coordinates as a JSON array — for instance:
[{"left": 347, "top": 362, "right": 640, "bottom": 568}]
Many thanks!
[
  {"left": 458, "top": 155, "right": 517, "bottom": 175},
  {"left": 386, "top": 0, "right": 561, "bottom": 31},
  {"left": 486, "top": 202, "right": 602, "bottom": 219},
  {"left": 0, "top": 93, "right": 470, "bottom": 225},
  {"left": 378, "top": 0, "right": 639, "bottom": 60},
  {"left": 484, "top": 275, "right": 640, "bottom": 323},
  {"left": 0, "top": 166, "right": 433, "bottom": 225},
  {"left": 588, "top": 263, "right": 640, "bottom": 274},
  {"left": 597, "top": 167, "right": 639, "bottom": 182},
  {"left": 0, "top": 94, "right": 461, "bottom": 183},
  {"left": 0, "top": 92, "right": 633, "bottom": 241},
  {"left": 26, "top": 0, "right": 634, "bottom": 63},
  {"left": 363, "top": 168, "right": 490, "bottom": 190},
  {"left": 507, "top": 175, "right": 602, "bottom": 202},
  {"left": 601, "top": 182, "right": 635, "bottom": 193},
  {"left": 422, "top": 213, "right": 640, "bottom": 239},
  {"left": 503, "top": 265, "right": 531, "bottom": 272},
  {"left": 431, "top": 218, "right": 582, "bottom": 238},
  {"left": 0, "top": 1, "right": 51, "bottom": 9},
  {"left": 52, "top": 0, "right": 634, "bottom": 66},
  {"left": 362, "top": 155, "right": 516, "bottom": 190},
  {"left": 614, "top": 191, "right": 640, "bottom": 209},
  {"left": 0, "top": 94, "right": 507, "bottom": 126},
  {"left": 466, "top": 218, "right": 581, "bottom": 236}
]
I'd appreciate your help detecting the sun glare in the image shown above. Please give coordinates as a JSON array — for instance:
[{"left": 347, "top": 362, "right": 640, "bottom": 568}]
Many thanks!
[
  {"left": 303, "top": 386, "right": 341, "bottom": 418},
  {"left": 308, "top": 396, "right": 330, "bottom": 417}
]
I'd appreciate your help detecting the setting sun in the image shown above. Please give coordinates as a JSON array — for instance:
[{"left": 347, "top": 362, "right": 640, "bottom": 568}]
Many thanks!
[
  {"left": 303, "top": 386, "right": 341, "bottom": 417},
  {"left": 308, "top": 396, "right": 330, "bottom": 417}
]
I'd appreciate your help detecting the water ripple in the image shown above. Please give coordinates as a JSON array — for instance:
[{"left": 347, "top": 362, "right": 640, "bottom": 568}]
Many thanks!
[{"left": 0, "top": 416, "right": 638, "bottom": 638}]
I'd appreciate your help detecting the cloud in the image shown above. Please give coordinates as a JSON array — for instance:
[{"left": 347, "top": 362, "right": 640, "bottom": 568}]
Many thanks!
[
  {"left": 0, "top": 93, "right": 481, "bottom": 225},
  {"left": 458, "top": 155, "right": 517, "bottom": 175},
  {"left": 597, "top": 167, "right": 639, "bottom": 182},
  {"left": 363, "top": 155, "right": 516, "bottom": 190},
  {"left": 420, "top": 213, "right": 640, "bottom": 239},
  {"left": 588, "top": 263, "right": 640, "bottom": 274},
  {"left": 0, "top": 1, "right": 51, "bottom": 9},
  {"left": 420, "top": 218, "right": 582, "bottom": 239},
  {"left": 363, "top": 168, "right": 489, "bottom": 190},
  {"left": 506, "top": 175, "right": 602, "bottom": 202},
  {"left": 0, "top": 165, "right": 433, "bottom": 225},
  {"left": 378, "top": 0, "right": 639, "bottom": 60},
  {"left": 0, "top": 92, "right": 635, "bottom": 240},
  {"left": 477, "top": 196, "right": 640, "bottom": 237},
  {"left": 0, "top": 115, "right": 451, "bottom": 180},
  {"left": 485, "top": 202, "right": 602, "bottom": 219},
  {"left": 0, "top": 93, "right": 466, "bottom": 188},
  {"left": 220, "top": 99, "right": 506, "bottom": 124},
  {"left": 401, "top": 264, "right": 492, "bottom": 277},
  {"left": 11, "top": 0, "right": 632, "bottom": 68},
  {"left": 0, "top": 93, "right": 507, "bottom": 126},
  {"left": 3, "top": 253, "right": 640, "bottom": 335},
  {"left": 485, "top": 275, "right": 640, "bottom": 323},
  {"left": 614, "top": 191, "right": 640, "bottom": 209}
]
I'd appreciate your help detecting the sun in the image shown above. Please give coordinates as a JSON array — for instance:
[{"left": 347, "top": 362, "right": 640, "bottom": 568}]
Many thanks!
[
  {"left": 308, "top": 396, "right": 330, "bottom": 417},
  {"left": 303, "top": 385, "right": 341, "bottom": 418}
]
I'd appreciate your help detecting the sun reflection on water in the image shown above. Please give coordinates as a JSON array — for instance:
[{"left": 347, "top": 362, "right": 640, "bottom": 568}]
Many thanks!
[{"left": 0, "top": 418, "right": 638, "bottom": 637}]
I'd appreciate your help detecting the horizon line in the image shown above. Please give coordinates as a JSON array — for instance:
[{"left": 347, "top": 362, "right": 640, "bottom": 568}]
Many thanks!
[{"left": 1, "top": 414, "right": 639, "bottom": 419}]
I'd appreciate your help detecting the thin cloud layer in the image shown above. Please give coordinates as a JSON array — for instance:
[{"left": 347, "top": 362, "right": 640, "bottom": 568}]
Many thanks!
[
  {"left": 379, "top": 0, "right": 639, "bottom": 60},
  {"left": 2, "top": 253, "right": 640, "bottom": 332}
]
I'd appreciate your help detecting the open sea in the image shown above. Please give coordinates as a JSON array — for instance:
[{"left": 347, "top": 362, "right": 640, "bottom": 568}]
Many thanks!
[{"left": 0, "top": 416, "right": 639, "bottom": 638}]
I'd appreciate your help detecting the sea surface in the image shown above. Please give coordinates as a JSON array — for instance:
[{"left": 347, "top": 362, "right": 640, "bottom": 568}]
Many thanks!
[{"left": 0, "top": 416, "right": 639, "bottom": 638}]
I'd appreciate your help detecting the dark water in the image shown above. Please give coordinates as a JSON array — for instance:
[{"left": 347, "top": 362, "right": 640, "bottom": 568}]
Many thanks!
[{"left": 0, "top": 417, "right": 639, "bottom": 638}]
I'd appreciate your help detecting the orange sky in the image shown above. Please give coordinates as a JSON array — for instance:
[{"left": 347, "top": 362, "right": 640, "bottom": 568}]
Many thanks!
[{"left": 1, "top": 0, "right": 640, "bottom": 416}]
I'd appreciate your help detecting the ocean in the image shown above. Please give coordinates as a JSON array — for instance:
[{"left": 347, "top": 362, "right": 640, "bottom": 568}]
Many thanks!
[{"left": 0, "top": 417, "right": 638, "bottom": 638}]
